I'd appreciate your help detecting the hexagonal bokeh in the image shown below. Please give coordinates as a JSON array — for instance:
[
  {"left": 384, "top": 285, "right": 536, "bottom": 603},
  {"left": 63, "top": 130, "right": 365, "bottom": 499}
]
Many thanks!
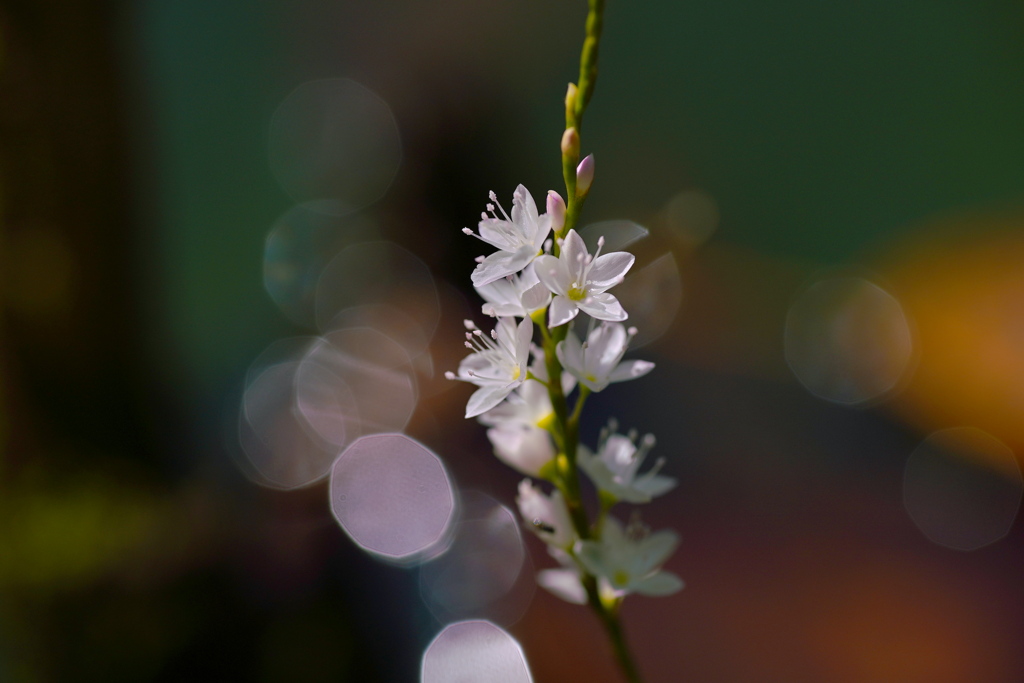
[
  {"left": 421, "top": 620, "right": 532, "bottom": 683},
  {"left": 330, "top": 434, "right": 456, "bottom": 565}
]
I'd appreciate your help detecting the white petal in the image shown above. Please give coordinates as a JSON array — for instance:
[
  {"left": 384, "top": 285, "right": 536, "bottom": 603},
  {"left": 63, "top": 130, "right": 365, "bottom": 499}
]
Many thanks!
[
  {"left": 560, "top": 371, "right": 577, "bottom": 395},
  {"left": 511, "top": 184, "right": 539, "bottom": 235},
  {"left": 514, "top": 317, "right": 534, "bottom": 366},
  {"left": 482, "top": 301, "right": 522, "bottom": 317},
  {"left": 600, "top": 516, "right": 627, "bottom": 547},
  {"left": 561, "top": 230, "right": 589, "bottom": 283},
  {"left": 518, "top": 379, "right": 553, "bottom": 417},
  {"left": 493, "top": 316, "right": 519, "bottom": 350},
  {"left": 471, "top": 247, "right": 537, "bottom": 287},
  {"left": 608, "top": 359, "right": 655, "bottom": 384},
  {"left": 488, "top": 424, "right": 555, "bottom": 476},
  {"left": 633, "top": 530, "right": 679, "bottom": 573},
  {"left": 477, "top": 218, "right": 519, "bottom": 251},
  {"left": 588, "top": 251, "right": 634, "bottom": 290},
  {"left": 587, "top": 323, "right": 628, "bottom": 376},
  {"left": 555, "top": 333, "right": 585, "bottom": 375},
  {"left": 533, "top": 255, "right": 566, "bottom": 296},
  {"left": 530, "top": 213, "right": 553, "bottom": 250},
  {"left": 579, "top": 375, "right": 610, "bottom": 393},
  {"left": 476, "top": 277, "right": 517, "bottom": 305},
  {"left": 517, "top": 480, "right": 575, "bottom": 548},
  {"left": 465, "top": 383, "right": 516, "bottom": 418},
  {"left": 478, "top": 399, "right": 525, "bottom": 426},
  {"left": 615, "top": 488, "right": 654, "bottom": 504},
  {"left": 457, "top": 353, "right": 494, "bottom": 381},
  {"left": 520, "top": 282, "right": 551, "bottom": 313},
  {"left": 548, "top": 296, "right": 579, "bottom": 327},
  {"left": 574, "top": 540, "right": 608, "bottom": 580},
  {"left": 579, "top": 458, "right": 617, "bottom": 495},
  {"left": 519, "top": 263, "right": 541, "bottom": 288},
  {"left": 578, "top": 291, "right": 627, "bottom": 322},
  {"left": 632, "top": 571, "right": 684, "bottom": 596},
  {"left": 537, "top": 569, "right": 588, "bottom": 604},
  {"left": 635, "top": 474, "right": 677, "bottom": 498}
]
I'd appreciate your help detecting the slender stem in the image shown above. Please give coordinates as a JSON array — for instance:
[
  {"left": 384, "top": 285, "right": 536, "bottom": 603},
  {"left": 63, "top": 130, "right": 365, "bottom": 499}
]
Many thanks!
[
  {"left": 599, "top": 604, "right": 644, "bottom": 683},
  {"left": 573, "top": 0, "right": 606, "bottom": 130},
  {"left": 547, "top": 3, "right": 646, "bottom": 682},
  {"left": 560, "top": 0, "right": 606, "bottom": 239}
]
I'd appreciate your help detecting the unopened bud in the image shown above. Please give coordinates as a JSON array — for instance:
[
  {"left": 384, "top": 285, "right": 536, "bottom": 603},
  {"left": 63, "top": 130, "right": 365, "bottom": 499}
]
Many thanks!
[
  {"left": 560, "top": 127, "right": 580, "bottom": 160},
  {"left": 575, "top": 154, "right": 595, "bottom": 197},
  {"left": 565, "top": 83, "right": 578, "bottom": 121},
  {"left": 546, "top": 191, "right": 566, "bottom": 232}
]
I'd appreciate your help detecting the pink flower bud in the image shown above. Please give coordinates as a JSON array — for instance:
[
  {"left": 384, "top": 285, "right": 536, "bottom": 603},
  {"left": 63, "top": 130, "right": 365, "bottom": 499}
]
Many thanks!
[
  {"left": 547, "top": 191, "right": 566, "bottom": 232},
  {"left": 575, "top": 154, "right": 595, "bottom": 197}
]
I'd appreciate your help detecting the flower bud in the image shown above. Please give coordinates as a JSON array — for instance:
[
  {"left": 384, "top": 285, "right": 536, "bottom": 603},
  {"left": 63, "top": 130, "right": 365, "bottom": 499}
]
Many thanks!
[
  {"left": 575, "top": 154, "right": 595, "bottom": 197},
  {"left": 546, "top": 191, "right": 566, "bottom": 233},
  {"left": 560, "top": 127, "right": 580, "bottom": 160},
  {"left": 565, "top": 83, "right": 578, "bottom": 121}
]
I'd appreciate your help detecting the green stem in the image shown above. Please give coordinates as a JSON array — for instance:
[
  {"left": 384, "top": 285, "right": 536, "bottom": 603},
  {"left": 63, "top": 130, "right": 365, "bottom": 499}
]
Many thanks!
[
  {"left": 573, "top": 0, "right": 606, "bottom": 129},
  {"left": 548, "top": 3, "right": 645, "bottom": 682},
  {"left": 559, "top": 0, "right": 605, "bottom": 240},
  {"left": 599, "top": 602, "right": 644, "bottom": 683}
]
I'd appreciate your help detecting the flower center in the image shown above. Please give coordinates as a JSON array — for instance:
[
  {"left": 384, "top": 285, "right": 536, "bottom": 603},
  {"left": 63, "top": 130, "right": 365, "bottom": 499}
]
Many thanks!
[
  {"left": 613, "top": 570, "right": 630, "bottom": 587},
  {"left": 567, "top": 284, "right": 587, "bottom": 301}
]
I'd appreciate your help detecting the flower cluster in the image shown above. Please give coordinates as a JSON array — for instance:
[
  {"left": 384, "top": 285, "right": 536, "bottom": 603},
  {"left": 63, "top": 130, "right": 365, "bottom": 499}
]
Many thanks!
[{"left": 449, "top": 183, "right": 682, "bottom": 608}]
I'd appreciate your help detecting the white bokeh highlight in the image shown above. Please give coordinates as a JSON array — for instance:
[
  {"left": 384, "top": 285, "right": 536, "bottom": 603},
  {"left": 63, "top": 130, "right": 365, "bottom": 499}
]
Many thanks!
[
  {"left": 331, "top": 434, "right": 456, "bottom": 564},
  {"left": 421, "top": 620, "right": 533, "bottom": 683},
  {"left": 904, "top": 427, "right": 1023, "bottom": 551},
  {"left": 578, "top": 219, "right": 649, "bottom": 253},
  {"left": 297, "top": 327, "right": 418, "bottom": 446},
  {"left": 315, "top": 241, "right": 440, "bottom": 342},
  {"left": 785, "top": 275, "right": 914, "bottom": 405},
  {"left": 614, "top": 252, "right": 684, "bottom": 347},
  {"left": 419, "top": 493, "right": 532, "bottom": 626},
  {"left": 268, "top": 78, "right": 402, "bottom": 215},
  {"left": 239, "top": 360, "right": 337, "bottom": 489},
  {"left": 664, "top": 189, "right": 719, "bottom": 246},
  {"left": 262, "top": 205, "right": 377, "bottom": 327}
]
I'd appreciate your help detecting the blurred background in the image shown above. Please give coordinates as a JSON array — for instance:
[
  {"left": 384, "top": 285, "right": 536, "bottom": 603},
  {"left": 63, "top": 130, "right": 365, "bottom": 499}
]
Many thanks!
[{"left": 2, "top": 0, "right": 1024, "bottom": 681}]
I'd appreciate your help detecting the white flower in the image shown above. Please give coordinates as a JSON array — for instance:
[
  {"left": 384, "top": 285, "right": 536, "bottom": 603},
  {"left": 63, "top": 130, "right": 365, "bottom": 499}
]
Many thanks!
[
  {"left": 556, "top": 322, "right": 654, "bottom": 392},
  {"left": 576, "top": 517, "right": 683, "bottom": 597},
  {"left": 534, "top": 229, "right": 634, "bottom": 327},
  {"left": 536, "top": 547, "right": 587, "bottom": 605},
  {"left": 445, "top": 317, "right": 532, "bottom": 418},
  {"left": 475, "top": 264, "right": 552, "bottom": 318},
  {"left": 479, "top": 376, "right": 556, "bottom": 476},
  {"left": 465, "top": 185, "right": 553, "bottom": 287},
  {"left": 516, "top": 479, "right": 576, "bottom": 550},
  {"left": 579, "top": 426, "right": 676, "bottom": 503}
]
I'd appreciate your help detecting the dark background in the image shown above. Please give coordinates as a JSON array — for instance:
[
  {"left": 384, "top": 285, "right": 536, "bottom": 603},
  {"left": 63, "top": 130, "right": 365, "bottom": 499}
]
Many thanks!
[{"left": 2, "top": 1, "right": 1024, "bottom": 681}]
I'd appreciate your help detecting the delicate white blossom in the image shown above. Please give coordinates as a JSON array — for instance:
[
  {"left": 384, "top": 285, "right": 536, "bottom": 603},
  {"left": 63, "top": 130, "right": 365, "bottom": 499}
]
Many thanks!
[
  {"left": 479, "top": 377, "right": 556, "bottom": 475},
  {"left": 557, "top": 322, "right": 654, "bottom": 392},
  {"left": 534, "top": 229, "right": 634, "bottom": 327},
  {"left": 536, "top": 547, "right": 587, "bottom": 605},
  {"left": 516, "top": 479, "right": 576, "bottom": 550},
  {"left": 576, "top": 517, "right": 683, "bottom": 597},
  {"left": 579, "top": 425, "right": 675, "bottom": 503},
  {"left": 446, "top": 317, "right": 532, "bottom": 418},
  {"left": 465, "top": 185, "right": 553, "bottom": 287},
  {"left": 475, "top": 264, "right": 551, "bottom": 318},
  {"left": 478, "top": 352, "right": 577, "bottom": 476}
]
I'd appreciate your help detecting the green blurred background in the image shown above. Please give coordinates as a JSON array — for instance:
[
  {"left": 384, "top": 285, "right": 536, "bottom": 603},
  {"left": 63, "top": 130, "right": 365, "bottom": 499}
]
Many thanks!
[{"left": 2, "top": 0, "right": 1024, "bottom": 681}]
